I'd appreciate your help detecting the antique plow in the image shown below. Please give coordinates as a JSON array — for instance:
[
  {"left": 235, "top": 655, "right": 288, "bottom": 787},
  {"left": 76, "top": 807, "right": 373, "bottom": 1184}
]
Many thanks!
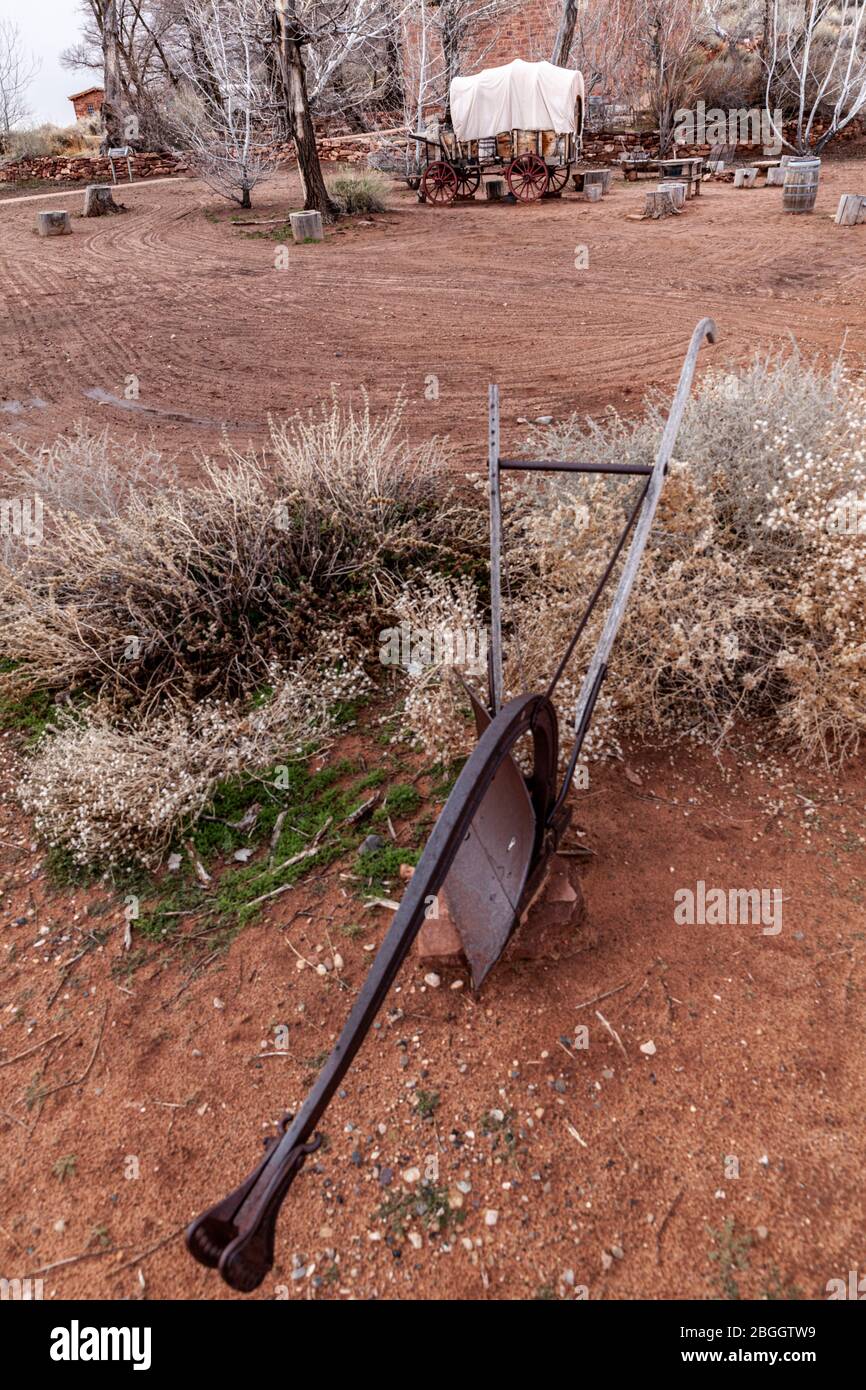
[{"left": 186, "top": 318, "right": 717, "bottom": 1292}]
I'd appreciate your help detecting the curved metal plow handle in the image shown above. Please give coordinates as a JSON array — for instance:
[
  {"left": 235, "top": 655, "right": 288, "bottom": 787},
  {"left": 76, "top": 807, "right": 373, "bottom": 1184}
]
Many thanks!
[
  {"left": 186, "top": 693, "right": 559, "bottom": 1293},
  {"left": 569, "top": 317, "right": 717, "bottom": 741}
]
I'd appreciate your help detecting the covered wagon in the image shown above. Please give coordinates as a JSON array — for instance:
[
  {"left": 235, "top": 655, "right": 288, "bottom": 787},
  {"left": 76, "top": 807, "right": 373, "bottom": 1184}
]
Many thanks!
[{"left": 410, "top": 58, "right": 584, "bottom": 205}]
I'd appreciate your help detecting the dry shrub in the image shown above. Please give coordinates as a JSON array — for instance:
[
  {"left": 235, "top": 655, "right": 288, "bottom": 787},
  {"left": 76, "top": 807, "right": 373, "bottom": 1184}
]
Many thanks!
[
  {"left": 327, "top": 169, "right": 390, "bottom": 214},
  {"left": 397, "top": 350, "right": 866, "bottom": 769},
  {"left": 0, "top": 120, "right": 99, "bottom": 161},
  {"left": 377, "top": 572, "right": 487, "bottom": 763},
  {"left": 1, "top": 424, "right": 169, "bottom": 526},
  {"left": 20, "top": 650, "right": 370, "bottom": 870},
  {"left": 0, "top": 395, "right": 474, "bottom": 710}
]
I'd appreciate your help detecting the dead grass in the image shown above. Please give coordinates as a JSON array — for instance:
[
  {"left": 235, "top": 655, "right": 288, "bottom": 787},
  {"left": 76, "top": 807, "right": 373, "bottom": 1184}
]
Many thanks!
[{"left": 397, "top": 350, "right": 866, "bottom": 769}]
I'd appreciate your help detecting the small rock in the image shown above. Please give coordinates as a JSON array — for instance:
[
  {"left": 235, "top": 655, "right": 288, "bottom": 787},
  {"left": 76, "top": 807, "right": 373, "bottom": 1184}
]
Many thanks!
[
  {"left": 213, "top": 997, "right": 225, "bottom": 1011},
  {"left": 402, "top": 1166, "right": 421, "bottom": 1184},
  {"left": 601, "top": 1250, "right": 613, "bottom": 1270},
  {"left": 484, "top": 1209, "right": 498, "bottom": 1227},
  {"left": 639, "top": 1040, "right": 657, "bottom": 1055},
  {"left": 378, "top": 1167, "right": 394, "bottom": 1187},
  {"left": 233, "top": 847, "right": 253, "bottom": 863},
  {"left": 167, "top": 853, "right": 182, "bottom": 872},
  {"left": 408, "top": 1232, "right": 423, "bottom": 1249},
  {"left": 611, "top": 1245, "right": 624, "bottom": 1260},
  {"left": 534, "top": 415, "right": 553, "bottom": 425},
  {"left": 358, "top": 834, "right": 384, "bottom": 857},
  {"left": 756, "top": 1224, "right": 769, "bottom": 1240},
  {"left": 424, "top": 972, "right": 441, "bottom": 989}
]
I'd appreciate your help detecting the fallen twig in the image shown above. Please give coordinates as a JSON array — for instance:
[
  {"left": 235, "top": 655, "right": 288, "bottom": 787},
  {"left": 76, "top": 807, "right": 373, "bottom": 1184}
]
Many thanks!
[
  {"left": 24, "top": 1245, "right": 117, "bottom": 1277},
  {"left": 656, "top": 1189, "right": 684, "bottom": 1265},
  {"left": 0, "top": 1031, "right": 68, "bottom": 1069},
  {"left": 32, "top": 1004, "right": 107, "bottom": 1101},
  {"left": 114, "top": 1225, "right": 185, "bottom": 1274},
  {"left": 595, "top": 1009, "right": 628, "bottom": 1062},
  {"left": 575, "top": 980, "right": 630, "bottom": 1012}
]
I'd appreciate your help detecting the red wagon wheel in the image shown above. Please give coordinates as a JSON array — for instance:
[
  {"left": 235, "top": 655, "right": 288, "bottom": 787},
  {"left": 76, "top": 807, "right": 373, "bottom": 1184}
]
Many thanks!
[
  {"left": 507, "top": 152, "right": 549, "bottom": 202},
  {"left": 543, "top": 165, "right": 570, "bottom": 196},
  {"left": 455, "top": 167, "right": 481, "bottom": 199},
  {"left": 422, "top": 160, "right": 459, "bottom": 206}
]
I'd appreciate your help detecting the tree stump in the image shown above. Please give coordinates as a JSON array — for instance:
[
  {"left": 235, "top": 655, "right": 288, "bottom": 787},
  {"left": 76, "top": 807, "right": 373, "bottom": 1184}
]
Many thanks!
[
  {"left": 485, "top": 178, "right": 506, "bottom": 200},
  {"left": 37, "top": 210, "right": 71, "bottom": 237},
  {"left": 734, "top": 167, "right": 758, "bottom": 188},
  {"left": 84, "top": 184, "right": 124, "bottom": 216},
  {"left": 766, "top": 166, "right": 786, "bottom": 186},
  {"left": 658, "top": 181, "right": 686, "bottom": 209},
  {"left": 643, "top": 189, "right": 681, "bottom": 218},
  {"left": 289, "top": 210, "right": 324, "bottom": 243},
  {"left": 835, "top": 193, "right": 866, "bottom": 226}
]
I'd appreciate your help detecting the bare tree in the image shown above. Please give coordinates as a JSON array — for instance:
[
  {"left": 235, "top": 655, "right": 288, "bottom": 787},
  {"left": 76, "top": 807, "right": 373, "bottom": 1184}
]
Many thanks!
[
  {"left": 0, "top": 19, "right": 40, "bottom": 134},
  {"left": 765, "top": 0, "right": 866, "bottom": 153},
  {"left": 171, "top": 0, "right": 277, "bottom": 207},
  {"left": 552, "top": 0, "right": 639, "bottom": 96},
  {"left": 271, "top": 0, "right": 340, "bottom": 220},
  {"left": 551, "top": 0, "right": 579, "bottom": 67},
  {"left": 63, "top": 2, "right": 179, "bottom": 142},
  {"left": 399, "top": 0, "right": 520, "bottom": 128},
  {"left": 631, "top": 0, "right": 704, "bottom": 152},
  {"left": 102, "top": 0, "right": 126, "bottom": 147}
]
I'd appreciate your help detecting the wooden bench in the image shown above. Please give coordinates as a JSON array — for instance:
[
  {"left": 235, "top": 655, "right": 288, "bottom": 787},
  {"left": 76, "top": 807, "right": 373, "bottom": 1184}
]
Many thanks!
[
  {"left": 621, "top": 153, "right": 658, "bottom": 181},
  {"left": 658, "top": 157, "right": 703, "bottom": 197}
]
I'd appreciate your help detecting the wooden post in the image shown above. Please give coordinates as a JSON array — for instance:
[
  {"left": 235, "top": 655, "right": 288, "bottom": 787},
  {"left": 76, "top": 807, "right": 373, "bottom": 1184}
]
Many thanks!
[
  {"left": 835, "top": 193, "right": 866, "bottom": 226},
  {"left": 734, "top": 167, "right": 758, "bottom": 188},
  {"left": 488, "top": 384, "right": 503, "bottom": 715},
  {"left": 289, "top": 210, "right": 324, "bottom": 242},
  {"left": 84, "top": 184, "right": 121, "bottom": 216},
  {"left": 37, "top": 210, "right": 71, "bottom": 236}
]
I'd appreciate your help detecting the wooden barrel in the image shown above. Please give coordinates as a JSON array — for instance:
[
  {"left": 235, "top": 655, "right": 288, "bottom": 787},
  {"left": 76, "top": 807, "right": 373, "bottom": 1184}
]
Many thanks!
[{"left": 783, "top": 157, "right": 820, "bottom": 214}]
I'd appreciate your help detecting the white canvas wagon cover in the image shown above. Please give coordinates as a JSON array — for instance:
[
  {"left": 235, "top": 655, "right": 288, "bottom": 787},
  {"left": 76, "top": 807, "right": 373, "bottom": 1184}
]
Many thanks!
[{"left": 450, "top": 59, "right": 584, "bottom": 141}]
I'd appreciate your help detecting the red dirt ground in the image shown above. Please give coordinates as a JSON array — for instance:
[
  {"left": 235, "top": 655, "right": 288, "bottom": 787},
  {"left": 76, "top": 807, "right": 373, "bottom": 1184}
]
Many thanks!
[
  {"left": 2, "top": 159, "right": 866, "bottom": 466},
  {"left": 1, "top": 720, "right": 864, "bottom": 1302},
  {"left": 1, "top": 161, "right": 865, "bottom": 1303}
]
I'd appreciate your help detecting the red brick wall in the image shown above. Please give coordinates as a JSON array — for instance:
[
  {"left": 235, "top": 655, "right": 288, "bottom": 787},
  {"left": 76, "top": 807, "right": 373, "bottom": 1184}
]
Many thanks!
[
  {"left": 70, "top": 90, "right": 104, "bottom": 121},
  {"left": 470, "top": 2, "right": 558, "bottom": 71}
]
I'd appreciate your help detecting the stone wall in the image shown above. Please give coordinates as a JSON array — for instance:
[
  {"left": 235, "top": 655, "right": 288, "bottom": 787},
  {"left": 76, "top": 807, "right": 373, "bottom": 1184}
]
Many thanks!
[{"left": 0, "top": 151, "right": 184, "bottom": 185}]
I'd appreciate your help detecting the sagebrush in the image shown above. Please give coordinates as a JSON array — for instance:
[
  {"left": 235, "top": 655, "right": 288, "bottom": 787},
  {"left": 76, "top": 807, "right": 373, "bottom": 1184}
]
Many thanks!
[{"left": 397, "top": 350, "right": 866, "bottom": 768}]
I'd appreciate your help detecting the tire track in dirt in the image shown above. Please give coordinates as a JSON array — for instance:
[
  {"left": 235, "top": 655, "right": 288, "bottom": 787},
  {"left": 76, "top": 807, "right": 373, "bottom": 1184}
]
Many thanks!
[{"left": 2, "top": 161, "right": 865, "bottom": 462}]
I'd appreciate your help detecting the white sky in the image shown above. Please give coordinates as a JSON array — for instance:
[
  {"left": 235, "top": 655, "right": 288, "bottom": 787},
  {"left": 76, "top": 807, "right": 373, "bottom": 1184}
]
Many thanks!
[{"left": 5, "top": 0, "right": 93, "bottom": 127}]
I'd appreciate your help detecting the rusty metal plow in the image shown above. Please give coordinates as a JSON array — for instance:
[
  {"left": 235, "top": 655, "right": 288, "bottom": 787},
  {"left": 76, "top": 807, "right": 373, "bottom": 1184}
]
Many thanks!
[{"left": 186, "top": 318, "right": 716, "bottom": 1291}]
